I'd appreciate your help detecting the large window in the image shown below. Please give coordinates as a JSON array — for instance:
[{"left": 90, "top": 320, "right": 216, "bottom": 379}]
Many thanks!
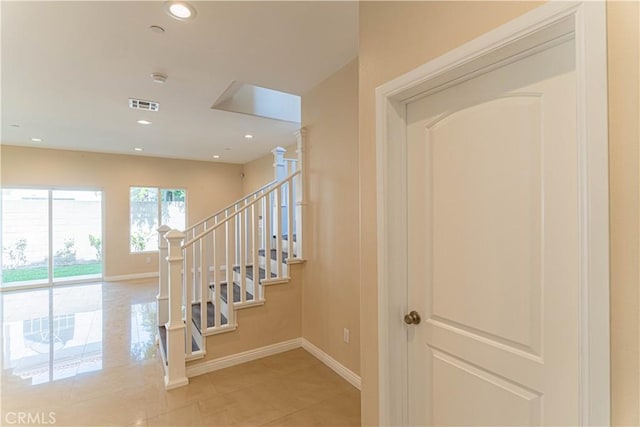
[
  {"left": 129, "top": 187, "right": 186, "bottom": 252},
  {"left": 1, "top": 188, "right": 103, "bottom": 288}
]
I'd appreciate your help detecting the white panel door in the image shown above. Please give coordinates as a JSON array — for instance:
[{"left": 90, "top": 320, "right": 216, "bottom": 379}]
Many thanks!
[{"left": 406, "top": 38, "right": 579, "bottom": 426}]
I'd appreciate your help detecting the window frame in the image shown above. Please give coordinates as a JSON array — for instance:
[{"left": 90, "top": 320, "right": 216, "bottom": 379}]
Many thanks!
[{"left": 129, "top": 186, "right": 187, "bottom": 254}]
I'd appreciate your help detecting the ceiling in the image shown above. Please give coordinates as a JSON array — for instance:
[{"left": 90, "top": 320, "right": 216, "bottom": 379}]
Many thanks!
[{"left": 1, "top": 1, "right": 358, "bottom": 164}]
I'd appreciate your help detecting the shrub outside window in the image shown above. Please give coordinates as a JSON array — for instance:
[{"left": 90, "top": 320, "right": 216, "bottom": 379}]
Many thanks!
[{"left": 130, "top": 187, "right": 186, "bottom": 252}]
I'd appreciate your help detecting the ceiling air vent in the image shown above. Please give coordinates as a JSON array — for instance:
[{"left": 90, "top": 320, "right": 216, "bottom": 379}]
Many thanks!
[{"left": 129, "top": 98, "right": 159, "bottom": 112}]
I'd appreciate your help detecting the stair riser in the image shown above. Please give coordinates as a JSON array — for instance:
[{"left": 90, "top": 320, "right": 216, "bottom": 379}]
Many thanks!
[
  {"left": 217, "top": 298, "right": 229, "bottom": 322},
  {"left": 207, "top": 291, "right": 263, "bottom": 318},
  {"left": 191, "top": 326, "right": 203, "bottom": 353},
  {"left": 270, "top": 237, "right": 298, "bottom": 255},
  {"left": 258, "top": 257, "right": 288, "bottom": 276},
  {"left": 232, "top": 271, "right": 257, "bottom": 295}
]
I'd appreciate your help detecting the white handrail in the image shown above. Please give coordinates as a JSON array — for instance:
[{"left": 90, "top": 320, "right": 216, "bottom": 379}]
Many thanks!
[
  {"left": 183, "top": 170, "right": 300, "bottom": 249},
  {"left": 184, "top": 179, "right": 277, "bottom": 236}
]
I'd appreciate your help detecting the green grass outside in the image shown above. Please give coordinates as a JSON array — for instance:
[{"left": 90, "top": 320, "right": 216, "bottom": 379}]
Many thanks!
[{"left": 2, "top": 262, "right": 102, "bottom": 283}]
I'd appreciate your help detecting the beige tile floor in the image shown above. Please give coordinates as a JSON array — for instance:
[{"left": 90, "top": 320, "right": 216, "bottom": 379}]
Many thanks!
[{"left": 1, "top": 281, "right": 360, "bottom": 426}]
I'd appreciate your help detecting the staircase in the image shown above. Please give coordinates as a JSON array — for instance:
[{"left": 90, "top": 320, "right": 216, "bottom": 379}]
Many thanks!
[{"left": 155, "top": 133, "right": 305, "bottom": 389}]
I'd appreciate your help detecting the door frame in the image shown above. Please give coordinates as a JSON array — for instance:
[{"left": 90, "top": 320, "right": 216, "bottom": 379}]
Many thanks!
[{"left": 375, "top": 2, "right": 609, "bottom": 425}]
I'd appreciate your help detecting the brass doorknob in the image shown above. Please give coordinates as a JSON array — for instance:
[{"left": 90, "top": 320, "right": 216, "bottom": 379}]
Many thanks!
[{"left": 404, "top": 311, "right": 421, "bottom": 325}]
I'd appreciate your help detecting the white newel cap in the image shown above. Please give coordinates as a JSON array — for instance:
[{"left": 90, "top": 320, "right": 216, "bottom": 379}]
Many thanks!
[
  {"left": 164, "top": 229, "right": 185, "bottom": 241},
  {"left": 272, "top": 146, "right": 287, "bottom": 181},
  {"left": 157, "top": 225, "right": 171, "bottom": 248},
  {"left": 272, "top": 147, "right": 286, "bottom": 164}
]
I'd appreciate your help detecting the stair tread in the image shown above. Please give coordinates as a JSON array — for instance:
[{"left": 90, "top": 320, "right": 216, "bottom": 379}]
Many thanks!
[
  {"left": 158, "top": 324, "right": 199, "bottom": 364},
  {"left": 191, "top": 301, "right": 228, "bottom": 333},
  {"left": 258, "top": 249, "right": 290, "bottom": 261},
  {"left": 232, "top": 265, "right": 277, "bottom": 281},
  {"left": 210, "top": 281, "right": 253, "bottom": 304}
]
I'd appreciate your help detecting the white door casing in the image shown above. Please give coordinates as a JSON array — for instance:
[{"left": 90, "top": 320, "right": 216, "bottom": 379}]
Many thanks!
[{"left": 375, "top": 2, "right": 609, "bottom": 426}]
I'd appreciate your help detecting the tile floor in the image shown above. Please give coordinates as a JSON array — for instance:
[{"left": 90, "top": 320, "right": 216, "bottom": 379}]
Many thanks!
[{"left": 0, "top": 281, "right": 360, "bottom": 426}]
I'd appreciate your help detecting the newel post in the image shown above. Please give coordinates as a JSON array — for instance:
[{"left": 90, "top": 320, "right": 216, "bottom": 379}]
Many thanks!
[
  {"left": 272, "top": 146, "right": 288, "bottom": 236},
  {"left": 157, "top": 225, "right": 171, "bottom": 328},
  {"left": 164, "top": 229, "right": 189, "bottom": 389},
  {"left": 272, "top": 146, "right": 287, "bottom": 183}
]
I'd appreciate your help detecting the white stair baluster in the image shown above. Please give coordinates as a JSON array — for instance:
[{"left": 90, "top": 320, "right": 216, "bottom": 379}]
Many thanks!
[
  {"left": 245, "top": 198, "right": 251, "bottom": 263},
  {"left": 185, "top": 246, "right": 193, "bottom": 358},
  {"left": 213, "top": 229, "right": 221, "bottom": 329},
  {"left": 252, "top": 203, "right": 259, "bottom": 300},
  {"left": 239, "top": 210, "right": 246, "bottom": 304},
  {"left": 275, "top": 187, "right": 283, "bottom": 278},
  {"left": 225, "top": 217, "right": 235, "bottom": 326},
  {"left": 264, "top": 192, "right": 272, "bottom": 282},
  {"left": 200, "top": 235, "right": 208, "bottom": 337},
  {"left": 287, "top": 179, "right": 294, "bottom": 265},
  {"left": 191, "top": 240, "right": 197, "bottom": 305}
]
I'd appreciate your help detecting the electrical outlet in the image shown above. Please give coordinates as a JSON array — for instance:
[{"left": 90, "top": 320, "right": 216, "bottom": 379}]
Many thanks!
[
  {"left": 343, "top": 328, "right": 350, "bottom": 344},
  {"left": 145, "top": 256, "right": 151, "bottom": 264}
]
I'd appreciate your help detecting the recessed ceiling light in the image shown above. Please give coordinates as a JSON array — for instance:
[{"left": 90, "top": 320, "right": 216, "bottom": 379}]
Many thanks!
[
  {"left": 134, "top": 148, "right": 144, "bottom": 152},
  {"left": 151, "top": 73, "right": 168, "bottom": 84},
  {"left": 165, "top": 1, "right": 196, "bottom": 21},
  {"left": 213, "top": 155, "right": 220, "bottom": 159},
  {"left": 31, "top": 138, "right": 42, "bottom": 142},
  {"left": 149, "top": 25, "right": 165, "bottom": 34},
  {"left": 244, "top": 134, "right": 254, "bottom": 139},
  {"left": 137, "top": 120, "right": 152, "bottom": 125}
]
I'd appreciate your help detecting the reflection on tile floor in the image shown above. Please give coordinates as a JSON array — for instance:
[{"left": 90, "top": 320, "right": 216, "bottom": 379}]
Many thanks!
[
  {"left": 1, "top": 280, "right": 360, "bottom": 426},
  {"left": 2, "top": 284, "right": 107, "bottom": 385}
]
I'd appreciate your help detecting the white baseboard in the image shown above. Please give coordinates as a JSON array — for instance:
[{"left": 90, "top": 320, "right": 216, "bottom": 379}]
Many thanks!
[
  {"left": 103, "top": 272, "right": 158, "bottom": 282},
  {"left": 302, "top": 338, "right": 361, "bottom": 390},
  {"left": 184, "top": 336, "right": 362, "bottom": 391},
  {"left": 186, "top": 338, "right": 302, "bottom": 377}
]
